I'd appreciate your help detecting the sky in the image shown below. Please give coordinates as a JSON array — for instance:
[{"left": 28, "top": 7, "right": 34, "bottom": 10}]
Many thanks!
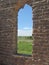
[{"left": 18, "top": 4, "right": 32, "bottom": 36}]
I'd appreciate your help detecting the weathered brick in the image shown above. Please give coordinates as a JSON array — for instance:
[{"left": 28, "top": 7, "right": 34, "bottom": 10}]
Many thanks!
[{"left": 0, "top": 0, "right": 49, "bottom": 65}]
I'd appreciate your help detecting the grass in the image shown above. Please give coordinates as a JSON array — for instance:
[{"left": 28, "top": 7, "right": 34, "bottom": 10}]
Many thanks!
[{"left": 17, "top": 36, "right": 33, "bottom": 55}]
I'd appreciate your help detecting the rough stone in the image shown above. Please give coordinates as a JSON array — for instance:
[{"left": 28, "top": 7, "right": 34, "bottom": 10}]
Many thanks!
[{"left": 0, "top": 0, "right": 49, "bottom": 65}]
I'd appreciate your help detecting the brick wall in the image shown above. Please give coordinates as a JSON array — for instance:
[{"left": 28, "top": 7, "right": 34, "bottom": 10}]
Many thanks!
[{"left": 0, "top": 0, "right": 49, "bottom": 65}]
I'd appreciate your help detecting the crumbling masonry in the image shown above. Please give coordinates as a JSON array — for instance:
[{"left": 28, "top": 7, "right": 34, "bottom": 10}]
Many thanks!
[{"left": 0, "top": 0, "right": 49, "bottom": 65}]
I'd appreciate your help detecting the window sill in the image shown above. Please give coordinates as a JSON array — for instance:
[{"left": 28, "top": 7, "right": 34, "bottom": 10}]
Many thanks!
[{"left": 13, "top": 53, "right": 32, "bottom": 58}]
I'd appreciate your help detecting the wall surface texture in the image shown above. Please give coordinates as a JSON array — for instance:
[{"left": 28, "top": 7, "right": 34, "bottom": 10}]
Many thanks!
[{"left": 0, "top": 0, "right": 49, "bottom": 65}]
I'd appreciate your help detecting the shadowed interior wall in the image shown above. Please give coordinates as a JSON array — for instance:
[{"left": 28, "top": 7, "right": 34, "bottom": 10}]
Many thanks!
[{"left": 0, "top": 0, "right": 49, "bottom": 65}]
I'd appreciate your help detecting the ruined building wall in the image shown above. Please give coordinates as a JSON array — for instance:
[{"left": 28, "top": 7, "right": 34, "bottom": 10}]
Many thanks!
[{"left": 0, "top": 0, "right": 49, "bottom": 65}]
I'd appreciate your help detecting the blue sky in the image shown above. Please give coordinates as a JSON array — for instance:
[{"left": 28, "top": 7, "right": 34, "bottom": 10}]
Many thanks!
[{"left": 18, "top": 4, "right": 32, "bottom": 36}]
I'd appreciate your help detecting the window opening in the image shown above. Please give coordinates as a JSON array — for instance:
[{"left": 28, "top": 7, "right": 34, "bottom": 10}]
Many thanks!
[{"left": 17, "top": 4, "right": 33, "bottom": 55}]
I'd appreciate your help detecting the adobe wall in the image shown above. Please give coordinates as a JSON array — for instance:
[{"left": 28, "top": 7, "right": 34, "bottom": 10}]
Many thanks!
[{"left": 0, "top": 0, "right": 49, "bottom": 65}]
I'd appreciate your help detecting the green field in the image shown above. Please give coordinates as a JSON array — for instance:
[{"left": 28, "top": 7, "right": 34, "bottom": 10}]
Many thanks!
[{"left": 17, "top": 36, "right": 33, "bottom": 55}]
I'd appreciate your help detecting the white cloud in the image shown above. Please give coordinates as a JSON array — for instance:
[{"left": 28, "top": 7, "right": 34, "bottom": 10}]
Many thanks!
[
  {"left": 23, "top": 27, "right": 32, "bottom": 30},
  {"left": 18, "top": 29, "right": 32, "bottom": 36}
]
